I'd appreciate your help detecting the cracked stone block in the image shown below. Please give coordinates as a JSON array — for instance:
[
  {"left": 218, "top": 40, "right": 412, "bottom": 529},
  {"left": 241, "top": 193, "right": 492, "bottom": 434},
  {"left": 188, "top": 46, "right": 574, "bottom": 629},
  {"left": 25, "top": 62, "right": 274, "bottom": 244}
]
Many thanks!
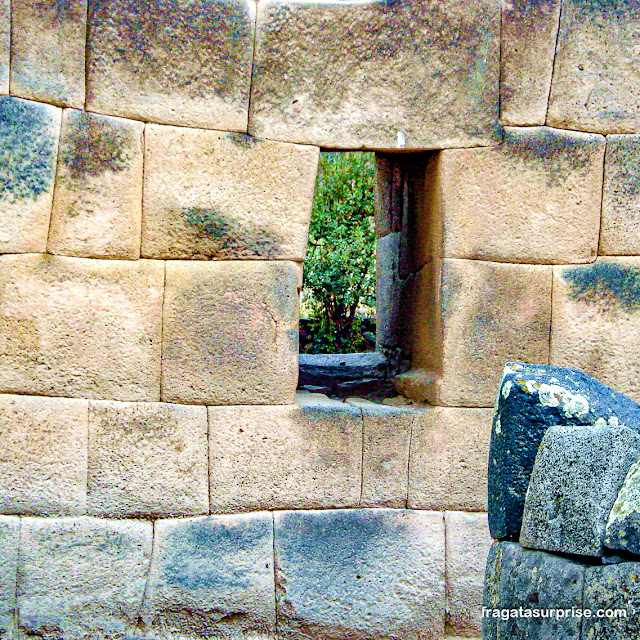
[
  {"left": 0, "top": 0, "right": 8, "bottom": 94},
  {"left": 601, "top": 135, "right": 640, "bottom": 255},
  {"left": 520, "top": 423, "right": 640, "bottom": 558},
  {"left": 500, "top": 0, "right": 561, "bottom": 125},
  {"left": 438, "top": 127, "right": 605, "bottom": 263},
  {"left": 398, "top": 259, "right": 552, "bottom": 407},
  {"left": 162, "top": 260, "right": 300, "bottom": 405},
  {"left": 488, "top": 362, "right": 640, "bottom": 542},
  {"left": 249, "top": 0, "right": 500, "bottom": 150},
  {"left": 548, "top": 0, "right": 640, "bottom": 133},
  {"left": 408, "top": 407, "right": 493, "bottom": 511},
  {"left": 0, "top": 517, "right": 18, "bottom": 638},
  {"left": 141, "top": 513, "right": 275, "bottom": 639},
  {"left": 0, "top": 97, "right": 61, "bottom": 253},
  {"left": 18, "top": 517, "right": 152, "bottom": 640},
  {"left": 208, "top": 399, "right": 361, "bottom": 512},
  {"left": 445, "top": 511, "right": 492, "bottom": 637},
  {"left": 142, "top": 125, "right": 319, "bottom": 260},
  {"left": 88, "top": 400, "right": 208, "bottom": 518},
  {"left": 87, "top": 0, "right": 254, "bottom": 130},
  {"left": 0, "top": 254, "right": 164, "bottom": 401},
  {"left": 551, "top": 258, "right": 640, "bottom": 403},
  {"left": 274, "top": 509, "right": 445, "bottom": 640},
  {"left": 10, "top": 0, "right": 86, "bottom": 107},
  {"left": 0, "top": 394, "right": 88, "bottom": 516},
  {"left": 48, "top": 110, "right": 144, "bottom": 259}
]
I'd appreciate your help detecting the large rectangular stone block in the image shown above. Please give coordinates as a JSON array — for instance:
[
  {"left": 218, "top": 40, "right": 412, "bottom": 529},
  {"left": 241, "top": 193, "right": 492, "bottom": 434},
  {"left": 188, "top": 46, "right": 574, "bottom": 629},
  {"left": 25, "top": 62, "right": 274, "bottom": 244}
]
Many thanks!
[
  {"left": 274, "top": 509, "right": 445, "bottom": 640},
  {"left": 551, "top": 259, "right": 640, "bottom": 403},
  {"left": 88, "top": 400, "right": 208, "bottom": 518},
  {"left": 0, "top": 97, "right": 61, "bottom": 253},
  {"left": 0, "top": 394, "right": 88, "bottom": 516},
  {"left": 142, "top": 125, "right": 319, "bottom": 260},
  {"left": 408, "top": 407, "right": 493, "bottom": 511},
  {"left": 141, "top": 513, "right": 275, "bottom": 639},
  {"left": 208, "top": 400, "right": 362, "bottom": 512},
  {"left": 249, "top": 0, "right": 500, "bottom": 150},
  {"left": 162, "top": 260, "right": 300, "bottom": 405},
  {"left": 86, "top": 0, "right": 255, "bottom": 130},
  {"left": 48, "top": 110, "right": 144, "bottom": 259},
  {"left": 0, "top": 517, "right": 18, "bottom": 637},
  {"left": 438, "top": 127, "right": 605, "bottom": 264},
  {"left": 548, "top": 0, "right": 640, "bottom": 133},
  {"left": 18, "top": 517, "right": 153, "bottom": 640},
  {"left": 10, "top": 0, "right": 86, "bottom": 107},
  {"left": 0, "top": 255, "right": 164, "bottom": 401}
]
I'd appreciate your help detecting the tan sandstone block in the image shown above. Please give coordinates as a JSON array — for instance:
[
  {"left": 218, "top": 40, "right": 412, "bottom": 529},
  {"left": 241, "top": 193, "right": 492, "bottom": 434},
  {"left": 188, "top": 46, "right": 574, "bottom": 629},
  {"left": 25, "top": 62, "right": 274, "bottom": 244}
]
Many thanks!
[
  {"left": 18, "top": 517, "right": 152, "bottom": 640},
  {"left": 398, "top": 259, "right": 552, "bottom": 407},
  {"left": 88, "top": 401, "right": 208, "bottom": 518},
  {"left": 0, "top": 255, "right": 163, "bottom": 400},
  {"left": 408, "top": 408, "right": 493, "bottom": 511},
  {"left": 500, "top": 0, "right": 561, "bottom": 125},
  {"left": 249, "top": 0, "right": 500, "bottom": 150},
  {"left": 0, "top": 395, "right": 87, "bottom": 516},
  {"left": 10, "top": 0, "right": 86, "bottom": 107},
  {"left": 142, "top": 125, "right": 319, "bottom": 260},
  {"left": 87, "top": 0, "right": 254, "bottom": 130},
  {"left": 439, "top": 127, "right": 605, "bottom": 264},
  {"left": 48, "top": 110, "right": 144, "bottom": 259},
  {"left": 163, "top": 260, "right": 300, "bottom": 405},
  {"left": 551, "top": 259, "right": 640, "bottom": 403},
  {"left": 445, "top": 511, "right": 493, "bottom": 636},
  {"left": 208, "top": 399, "right": 362, "bottom": 512},
  {"left": 548, "top": 0, "right": 640, "bottom": 133},
  {"left": 0, "top": 97, "right": 61, "bottom": 253},
  {"left": 600, "top": 135, "right": 640, "bottom": 255},
  {"left": 0, "top": 0, "right": 8, "bottom": 94}
]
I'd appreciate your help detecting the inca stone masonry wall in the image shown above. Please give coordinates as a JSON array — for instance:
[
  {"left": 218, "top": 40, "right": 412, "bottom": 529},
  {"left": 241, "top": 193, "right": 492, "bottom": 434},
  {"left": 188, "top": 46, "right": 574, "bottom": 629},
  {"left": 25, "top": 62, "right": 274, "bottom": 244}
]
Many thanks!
[{"left": 1, "top": 0, "right": 640, "bottom": 638}]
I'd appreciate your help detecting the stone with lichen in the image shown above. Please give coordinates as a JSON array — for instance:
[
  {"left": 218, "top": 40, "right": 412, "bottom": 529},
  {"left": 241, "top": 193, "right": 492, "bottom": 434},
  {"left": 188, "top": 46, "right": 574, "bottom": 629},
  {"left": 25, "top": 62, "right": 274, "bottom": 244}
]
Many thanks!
[{"left": 605, "top": 457, "right": 640, "bottom": 556}]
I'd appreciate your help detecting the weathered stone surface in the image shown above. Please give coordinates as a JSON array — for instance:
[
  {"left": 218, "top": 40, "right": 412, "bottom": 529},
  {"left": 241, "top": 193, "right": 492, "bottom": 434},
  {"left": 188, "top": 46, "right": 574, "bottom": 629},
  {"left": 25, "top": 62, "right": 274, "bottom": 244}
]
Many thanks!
[
  {"left": 0, "top": 0, "right": 8, "bottom": 94},
  {"left": 141, "top": 513, "right": 275, "bottom": 639},
  {"left": 500, "top": 0, "right": 561, "bottom": 125},
  {"left": 0, "top": 517, "right": 18, "bottom": 637},
  {"left": 18, "top": 517, "right": 152, "bottom": 639},
  {"left": 87, "top": 0, "right": 254, "bottom": 130},
  {"left": 249, "top": 0, "right": 500, "bottom": 150},
  {"left": 483, "top": 541, "right": 585, "bottom": 640},
  {"left": 488, "top": 362, "right": 640, "bottom": 542},
  {"left": 605, "top": 457, "right": 640, "bottom": 555},
  {"left": 162, "top": 260, "right": 300, "bottom": 405},
  {"left": 583, "top": 563, "right": 640, "bottom": 639},
  {"left": 0, "top": 394, "right": 87, "bottom": 516},
  {"left": 398, "top": 259, "right": 552, "bottom": 407},
  {"left": 408, "top": 407, "right": 493, "bottom": 511},
  {"left": 48, "top": 110, "right": 144, "bottom": 259},
  {"left": 439, "top": 127, "right": 605, "bottom": 263},
  {"left": 88, "top": 400, "right": 208, "bottom": 518},
  {"left": 10, "top": 0, "right": 86, "bottom": 107},
  {"left": 520, "top": 423, "right": 640, "bottom": 557},
  {"left": 551, "top": 259, "right": 640, "bottom": 403},
  {"left": 208, "top": 399, "right": 362, "bottom": 512},
  {"left": 601, "top": 135, "right": 640, "bottom": 255},
  {"left": 0, "top": 97, "right": 61, "bottom": 253},
  {"left": 548, "top": 0, "right": 640, "bottom": 133},
  {"left": 274, "top": 509, "right": 445, "bottom": 640},
  {"left": 0, "top": 255, "right": 163, "bottom": 400},
  {"left": 445, "top": 512, "right": 492, "bottom": 637},
  {"left": 142, "top": 125, "right": 318, "bottom": 260}
]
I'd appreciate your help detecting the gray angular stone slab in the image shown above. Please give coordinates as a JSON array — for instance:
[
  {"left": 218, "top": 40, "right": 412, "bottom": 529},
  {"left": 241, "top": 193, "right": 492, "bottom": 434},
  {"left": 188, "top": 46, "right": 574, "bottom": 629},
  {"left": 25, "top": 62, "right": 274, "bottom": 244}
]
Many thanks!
[
  {"left": 605, "top": 456, "right": 640, "bottom": 556},
  {"left": 274, "top": 508, "right": 445, "bottom": 640},
  {"left": 0, "top": 517, "right": 18, "bottom": 638},
  {"left": 520, "top": 423, "right": 640, "bottom": 558},
  {"left": 583, "top": 563, "right": 640, "bottom": 639},
  {"left": 488, "top": 361, "right": 640, "bottom": 541},
  {"left": 482, "top": 541, "right": 585, "bottom": 640},
  {"left": 141, "top": 513, "right": 275, "bottom": 639}
]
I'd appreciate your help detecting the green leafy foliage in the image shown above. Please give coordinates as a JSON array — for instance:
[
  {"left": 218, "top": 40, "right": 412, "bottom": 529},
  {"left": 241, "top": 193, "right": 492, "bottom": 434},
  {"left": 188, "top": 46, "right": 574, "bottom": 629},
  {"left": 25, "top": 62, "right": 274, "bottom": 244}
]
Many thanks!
[{"left": 301, "top": 151, "right": 376, "bottom": 354}]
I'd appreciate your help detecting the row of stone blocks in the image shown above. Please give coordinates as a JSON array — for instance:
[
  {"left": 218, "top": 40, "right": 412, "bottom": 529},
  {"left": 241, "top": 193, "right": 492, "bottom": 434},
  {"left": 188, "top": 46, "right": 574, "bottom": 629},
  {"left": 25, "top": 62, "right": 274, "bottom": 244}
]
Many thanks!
[
  {"left": 483, "top": 362, "right": 640, "bottom": 638},
  {"left": 0, "top": 509, "right": 489, "bottom": 639}
]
